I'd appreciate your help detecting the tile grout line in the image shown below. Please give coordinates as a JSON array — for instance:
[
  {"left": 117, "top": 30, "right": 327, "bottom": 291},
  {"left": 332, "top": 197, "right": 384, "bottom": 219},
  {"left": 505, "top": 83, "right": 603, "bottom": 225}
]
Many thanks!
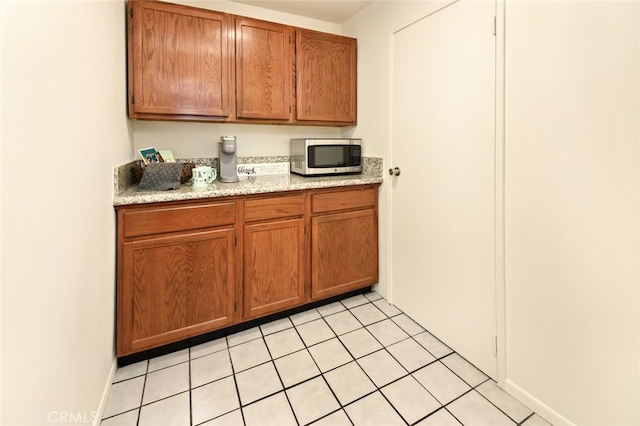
[
  {"left": 100, "top": 359, "right": 150, "bottom": 423},
  {"left": 410, "top": 406, "right": 457, "bottom": 426},
  {"left": 407, "top": 385, "right": 477, "bottom": 425},
  {"left": 136, "top": 360, "right": 149, "bottom": 425},
  {"left": 258, "top": 323, "right": 301, "bottom": 426},
  {"left": 306, "top": 407, "right": 351, "bottom": 425},
  {"left": 444, "top": 403, "right": 466, "bottom": 426},
  {"left": 189, "top": 336, "right": 249, "bottom": 425},
  {"left": 377, "top": 389, "right": 411, "bottom": 426},
  {"left": 143, "top": 356, "right": 191, "bottom": 375},
  {"left": 128, "top": 360, "right": 193, "bottom": 410},
  {"left": 225, "top": 335, "right": 248, "bottom": 426},
  {"left": 189, "top": 339, "right": 228, "bottom": 361},
  {"left": 188, "top": 347, "right": 193, "bottom": 426},
  {"left": 444, "top": 378, "right": 524, "bottom": 425},
  {"left": 472, "top": 377, "right": 529, "bottom": 424},
  {"left": 519, "top": 412, "right": 536, "bottom": 425},
  {"left": 126, "top": 391, "right": 193, "bottom": 414}
]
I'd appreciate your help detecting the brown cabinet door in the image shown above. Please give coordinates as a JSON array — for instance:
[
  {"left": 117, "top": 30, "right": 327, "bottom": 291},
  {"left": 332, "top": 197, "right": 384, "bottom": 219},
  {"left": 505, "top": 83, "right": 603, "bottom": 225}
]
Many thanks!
[
  {"left": 244, "top": 219, "right": 305, "bottom": 319},
  {"left": 118, "top": 229, "right": 235, "bottom": 356},
  {"left": 129, "top": 1, "right": 231, "bottom": 118},
  {"left": 311, "top": 209, "right": 377, "bottom": 300},
  {"left": 296, "top": 29, "right": 357, "bottom": 124},
  {"left": 235, "top": 18, "right": 292, "bottom": 120}
]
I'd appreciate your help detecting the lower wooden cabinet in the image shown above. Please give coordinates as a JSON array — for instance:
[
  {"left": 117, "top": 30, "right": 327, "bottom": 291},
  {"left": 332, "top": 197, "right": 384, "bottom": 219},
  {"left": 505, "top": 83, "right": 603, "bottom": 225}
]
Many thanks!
[
  {"left": 116, "top": 184, "right": 379, "bottom": 357},
  {"left": 243, "top": 219, "right": 305, "bottom": 319},
  {"left": 311, "top": 209, "right": 378, "bottom": 300},
  {"left": 310, "top": 186, "right": 379, "bottom": 300},
  {"left": 118, "top": 229, "right": 235, "bottom": 356}
]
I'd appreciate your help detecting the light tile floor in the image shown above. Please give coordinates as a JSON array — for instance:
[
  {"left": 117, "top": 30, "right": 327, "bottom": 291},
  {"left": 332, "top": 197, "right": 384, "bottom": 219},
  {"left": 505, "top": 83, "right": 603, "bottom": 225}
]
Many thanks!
[{"left": 102, "top": 292, "right": 553, "bottom": 426}]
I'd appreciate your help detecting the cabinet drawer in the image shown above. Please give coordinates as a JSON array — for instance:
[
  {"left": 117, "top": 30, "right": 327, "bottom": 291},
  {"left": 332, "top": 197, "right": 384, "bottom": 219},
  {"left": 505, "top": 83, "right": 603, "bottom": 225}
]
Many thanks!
[
  {"left": 312, "top": 188, "right": 376, "bottom": 214},
  {"left": 244, "top": 194, "right": 305, "bottom": 222},
  {"left": 123, "top": 202, "right": 236, "bottom": 238}
]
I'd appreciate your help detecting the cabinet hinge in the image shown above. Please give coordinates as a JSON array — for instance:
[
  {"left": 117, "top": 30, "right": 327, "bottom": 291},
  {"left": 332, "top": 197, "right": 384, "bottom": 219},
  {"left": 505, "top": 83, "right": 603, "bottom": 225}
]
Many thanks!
[
  {"left": 234, "top": 301, "right": 237, "bottom": 312},
  {"left": 130, "top": 8, "right": 133, "bottom": 18},
  {"left": 131, "top": 95, "right": 134, "bottom": 105},
  {"left": 234, "top": 236, "right": 237, "bottom": 246},
  {"left": 492, "top": 15, "right": 497, "bottom": 36},
  {"left": 492, "top": 334, "right": 498, "bottom": 355}
]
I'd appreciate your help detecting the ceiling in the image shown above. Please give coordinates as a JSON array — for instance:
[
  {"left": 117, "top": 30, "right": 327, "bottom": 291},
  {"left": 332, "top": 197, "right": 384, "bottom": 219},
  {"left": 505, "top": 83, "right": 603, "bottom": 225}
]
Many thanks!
[{"left": 228, "top": 0, "right": 373, "bottom": 24}]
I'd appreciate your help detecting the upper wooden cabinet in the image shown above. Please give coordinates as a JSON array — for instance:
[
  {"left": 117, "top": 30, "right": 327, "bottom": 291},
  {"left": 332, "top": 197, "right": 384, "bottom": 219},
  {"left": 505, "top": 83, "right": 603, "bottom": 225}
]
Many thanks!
[
  {"left": 235, "top": 18, "right": 292, "bottom": 121},
  {"left": 296, "top": 30, "right": 357, "bottom": 124},
  {"left": 126, "top": 0, "right": 356, "bottom": 125},
  {"left": 127, "top": 1, "right": 232, "bottom": 120}
]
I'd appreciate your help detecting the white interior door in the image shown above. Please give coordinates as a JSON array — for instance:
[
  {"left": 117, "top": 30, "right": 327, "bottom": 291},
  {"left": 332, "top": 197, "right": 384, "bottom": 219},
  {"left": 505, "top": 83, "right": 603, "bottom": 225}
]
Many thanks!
[{"left": 390, "top": 0, "right": 497, "bottom": 378}]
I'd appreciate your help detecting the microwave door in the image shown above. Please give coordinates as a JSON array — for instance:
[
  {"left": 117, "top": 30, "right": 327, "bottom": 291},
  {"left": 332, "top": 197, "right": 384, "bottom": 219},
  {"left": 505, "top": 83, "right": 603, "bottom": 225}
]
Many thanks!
[{"left": 309, "top": 145, "right": 349, "bottom": 169}]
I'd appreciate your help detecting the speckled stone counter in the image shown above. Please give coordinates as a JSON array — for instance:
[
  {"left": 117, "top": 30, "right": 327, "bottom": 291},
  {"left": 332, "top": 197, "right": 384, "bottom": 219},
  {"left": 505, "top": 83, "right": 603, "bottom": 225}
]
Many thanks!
[{"left": 113, "top": 157, "right": 384, "bottom": 206}]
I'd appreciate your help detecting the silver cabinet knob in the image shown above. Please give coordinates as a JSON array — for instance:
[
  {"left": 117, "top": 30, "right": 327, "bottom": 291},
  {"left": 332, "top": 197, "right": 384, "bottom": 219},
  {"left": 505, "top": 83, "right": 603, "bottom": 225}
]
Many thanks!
[{"left": 388, "top": 167, "right": 401, "bottom": 176}]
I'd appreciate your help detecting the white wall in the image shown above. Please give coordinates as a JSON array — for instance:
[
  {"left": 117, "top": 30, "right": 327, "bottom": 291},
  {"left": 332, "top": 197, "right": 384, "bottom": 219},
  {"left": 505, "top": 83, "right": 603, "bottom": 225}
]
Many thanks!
[
  {"left": 133, "top": 121, "right": 342, "bottom": 158},
  {"left": 1, "top": 1, "right": 133, "bottom": 424},
  {"left": 176, "top": 0, "right": 341, "bottom": 33},
  {"left": 347, "top": 0, "right": 640, "bottom": 425},
  {"left": 132, "top": 0, "right": 345, "bottom": 158},
  {"left": 504, "top": 2, "right": 639, "bottom": 425}
]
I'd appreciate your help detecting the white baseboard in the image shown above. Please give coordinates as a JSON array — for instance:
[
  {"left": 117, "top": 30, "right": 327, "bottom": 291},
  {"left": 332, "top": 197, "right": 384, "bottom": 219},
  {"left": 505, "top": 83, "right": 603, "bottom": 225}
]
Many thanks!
[
  {"left": 93, "top": 357, "right": 117, "bottom": 426},
  {"left": 503, "top": 379, "right": 576, "bottom": 426}
]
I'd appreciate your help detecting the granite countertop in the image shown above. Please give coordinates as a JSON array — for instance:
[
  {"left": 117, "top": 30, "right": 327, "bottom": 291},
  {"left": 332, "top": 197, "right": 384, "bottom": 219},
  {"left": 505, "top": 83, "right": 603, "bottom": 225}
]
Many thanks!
[{"left": 113, "top": 157, "right": 384, "bottom": 206}]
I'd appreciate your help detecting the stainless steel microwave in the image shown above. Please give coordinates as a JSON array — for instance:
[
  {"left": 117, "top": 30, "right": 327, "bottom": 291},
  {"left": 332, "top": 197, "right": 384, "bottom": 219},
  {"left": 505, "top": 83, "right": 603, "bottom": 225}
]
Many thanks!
[{"left": 290, "top": 138, "right": 362, "bottom": 176}]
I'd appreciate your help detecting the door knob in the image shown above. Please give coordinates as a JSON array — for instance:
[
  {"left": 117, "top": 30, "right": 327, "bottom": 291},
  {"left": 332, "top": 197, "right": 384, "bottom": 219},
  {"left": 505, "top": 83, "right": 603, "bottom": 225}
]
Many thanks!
[{"left": 388, "top": 167, "right": 401, "bottom": 176}]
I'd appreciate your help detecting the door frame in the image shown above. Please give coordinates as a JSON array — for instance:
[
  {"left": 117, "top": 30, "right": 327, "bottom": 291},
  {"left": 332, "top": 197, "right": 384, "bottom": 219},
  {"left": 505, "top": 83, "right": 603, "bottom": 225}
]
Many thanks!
[
  {"left": 494, "top": 0, "right": 506, "bottom": 387},
  {"left": 385, "top": 0, "right": 507, "bottom": 387}
]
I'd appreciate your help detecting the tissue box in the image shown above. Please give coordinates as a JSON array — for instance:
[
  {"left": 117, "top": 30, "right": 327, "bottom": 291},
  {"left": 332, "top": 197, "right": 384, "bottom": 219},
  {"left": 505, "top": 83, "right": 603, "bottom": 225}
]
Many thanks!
[
  {"left": 132, "top": 161, "right": 195, "bottom": 185},
  {"left": 137, "top": 162, "right": 183, "bottom": 191}
]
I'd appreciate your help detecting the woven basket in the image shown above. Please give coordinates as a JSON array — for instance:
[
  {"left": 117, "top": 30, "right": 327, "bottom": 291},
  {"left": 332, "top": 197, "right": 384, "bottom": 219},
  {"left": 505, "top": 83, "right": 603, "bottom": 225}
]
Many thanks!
[{"left": 132, "top": 162, "right": 195, "bottom": 185}]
